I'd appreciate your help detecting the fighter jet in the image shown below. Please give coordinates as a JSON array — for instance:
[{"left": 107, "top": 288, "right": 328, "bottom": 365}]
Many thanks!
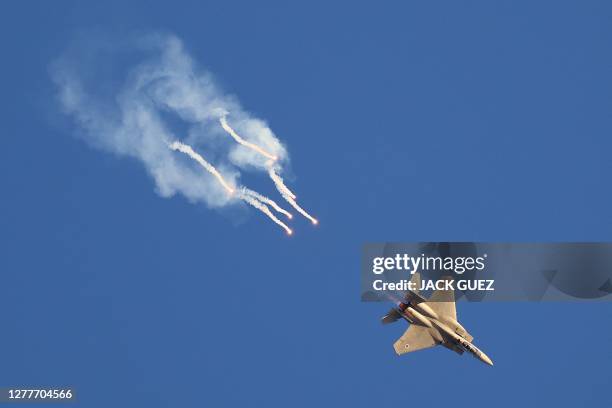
[{"left": 381, "top": 273, "right": 494, "bottom": 366}]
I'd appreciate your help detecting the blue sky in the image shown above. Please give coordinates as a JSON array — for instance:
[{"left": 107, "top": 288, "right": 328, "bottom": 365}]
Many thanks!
[{"left": 1, "top": 1, "right": 611, "bottom": 407}]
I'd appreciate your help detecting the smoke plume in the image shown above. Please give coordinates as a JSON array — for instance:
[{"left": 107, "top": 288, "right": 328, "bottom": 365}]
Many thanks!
[{"left": 51, "top": 32, "right": 316, "bottom": 233}]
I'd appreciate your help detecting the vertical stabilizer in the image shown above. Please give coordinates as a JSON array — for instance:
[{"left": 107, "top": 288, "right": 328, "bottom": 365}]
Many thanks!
[{"left": 410, "top": 272, "right": 422, "bottom": 295}]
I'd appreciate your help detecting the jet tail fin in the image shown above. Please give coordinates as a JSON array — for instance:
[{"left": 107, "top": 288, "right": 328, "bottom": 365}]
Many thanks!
[
  {"left": 403, "top": 272, "right": 427, "bottom": 303},
  {"left": 409, "top": 272, "right": 422, "bottom": 295}
]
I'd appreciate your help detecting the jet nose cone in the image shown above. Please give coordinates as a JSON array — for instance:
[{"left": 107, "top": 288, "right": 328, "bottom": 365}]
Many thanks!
[{"left": 480, "top": 353, "right": 494, "bottom": 366}]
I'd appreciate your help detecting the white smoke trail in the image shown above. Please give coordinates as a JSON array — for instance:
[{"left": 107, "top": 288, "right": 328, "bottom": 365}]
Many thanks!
[
  {"left": 283, "top": 195, "right": 318, "bottom": 225},
  {"left": 219, "top": 116, "right": 318, "bottom": 226},
  {"left": 168, "top": 141, "right": 235, "bottom": 194},
  {"left": 238, "top": 192, "right": 293, "bottom": 235},
  {"left": 268, "top": 172, "right": 318, "bottom": 225},
  {"left": 220, "top": 116, "right": 278, "bottom": 162},
  {"left": 52, "top": 33, "right": 316, "bottom": 234},
  {"left": 268, "top": 167, "right": 297, "bottom": 200},
  {"left": 241, "top": 188, "right": 293, "bottom": 220},
  {"left": 169, "top": 140, "right": 293, "bottom": 233}
]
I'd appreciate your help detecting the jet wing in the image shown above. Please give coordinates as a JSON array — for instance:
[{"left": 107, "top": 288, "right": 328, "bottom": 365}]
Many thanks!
[
  {"left": 425, "top": 277, "right": 474, "bottom": 342},
  {"left": 393, "top": 325, "right": 438, "bottom": 355},
  {"left": 427, "top": 276, "right": 457, "bottom": 321}
]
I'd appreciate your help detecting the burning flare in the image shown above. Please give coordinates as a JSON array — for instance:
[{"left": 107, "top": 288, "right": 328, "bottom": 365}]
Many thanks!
[
  {"left": 168, "top": 141, "right": 235, "bottom": 194},
  {"left": 220, "top": 116, "right": 278, "bottom": 161},
  {"left": 218, "top": 116, "right": 318, "bottom": 227},
  {"left": 241, "top": 187, "right": 293, "bottom": 220},
  {"left": 269, "top": 168, "right": 318, "bottom": 225},
  {"left": 169, "top": 140, "right": 294, "bottom": 234},
  {"left": 268, "top": 168, "right": 297, "bottom": 200},
  {"left": 237, "top": 191, "right": 293, "bottom": 235}
]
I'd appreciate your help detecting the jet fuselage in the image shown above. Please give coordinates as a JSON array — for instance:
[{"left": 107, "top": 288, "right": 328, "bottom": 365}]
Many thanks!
[{"left": 393, "top": 300, "right": 493, "bottom": 366}]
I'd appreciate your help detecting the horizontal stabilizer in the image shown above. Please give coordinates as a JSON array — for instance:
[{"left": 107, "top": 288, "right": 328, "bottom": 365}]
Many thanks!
[
  {"left": 394, "top": 325, "right": 438, "bottom": 355},
  {"left": 381, "top": 308, "right": 402, "bottom": 324}
]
